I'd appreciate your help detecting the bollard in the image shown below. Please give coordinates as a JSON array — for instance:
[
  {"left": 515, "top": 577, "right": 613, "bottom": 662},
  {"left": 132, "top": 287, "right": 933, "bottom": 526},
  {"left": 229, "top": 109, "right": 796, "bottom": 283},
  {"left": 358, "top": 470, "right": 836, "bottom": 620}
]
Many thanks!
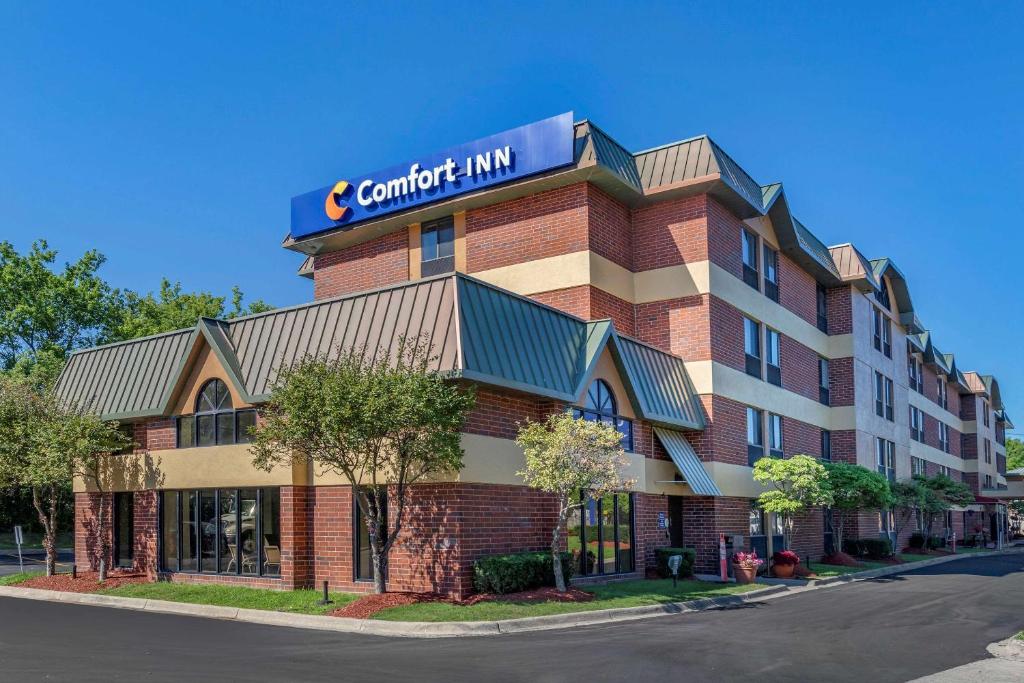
[
  {"left": 72, "top": 564, "right": 77, "bottom": 580},
  {"left": 317, "top": 580, "right": 333, "bottom": 606}
]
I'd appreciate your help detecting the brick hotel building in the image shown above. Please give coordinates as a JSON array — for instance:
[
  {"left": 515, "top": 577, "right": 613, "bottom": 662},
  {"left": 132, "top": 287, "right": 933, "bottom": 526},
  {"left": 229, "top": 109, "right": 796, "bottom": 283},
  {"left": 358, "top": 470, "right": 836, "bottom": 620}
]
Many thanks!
[{"left": 62, "top": 114, "right": 1013, "bottom": 596}]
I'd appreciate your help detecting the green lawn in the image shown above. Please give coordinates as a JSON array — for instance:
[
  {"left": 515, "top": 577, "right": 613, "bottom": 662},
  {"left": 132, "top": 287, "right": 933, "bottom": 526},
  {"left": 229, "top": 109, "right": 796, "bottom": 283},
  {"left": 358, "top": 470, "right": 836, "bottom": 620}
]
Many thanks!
[
  {"left": 100, "top": 583, "right": 359, "bottom": 615},
  {"left": 0, "top": 571, "right": 42, "bottom": 586},
  {"left": 373, "top": 579, "right": 762, "bottom": 622},
  {"left": 0, "top": 531, "right": 73, "bottom": 550}
]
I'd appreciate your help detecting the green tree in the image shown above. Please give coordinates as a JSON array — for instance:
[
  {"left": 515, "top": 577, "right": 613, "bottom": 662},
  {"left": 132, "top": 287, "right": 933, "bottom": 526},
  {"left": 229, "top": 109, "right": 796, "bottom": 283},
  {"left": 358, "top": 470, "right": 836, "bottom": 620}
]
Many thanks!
[
  {"left": 516, "top": 413, "right": 634, "bottom": 592},
  {"left": 0, "top": 376, "right": 130, "bottom": 575},
  {"left": 1006, "top": 437, "right": 1024, "bottom": 472},
  {"left": 823, "top": 462, "right": 892, "bottom": 556},
  {"left": 0, "top": 240, "right": 119, "bottom": 374},
  {"left": 250, "top": 338, "right": 475, "bottom": 594},
  {"left": 916, "top": 473, "right": 975, "bottom": 544},
  {"left": 107, "top": 279, "right": 273, "bottom": 342},
  {"left": 889, "top": 480, "right": 926, "bottom": 557},
  {"left": 753, "top": 455, "right": 833, "bottom": 551}
]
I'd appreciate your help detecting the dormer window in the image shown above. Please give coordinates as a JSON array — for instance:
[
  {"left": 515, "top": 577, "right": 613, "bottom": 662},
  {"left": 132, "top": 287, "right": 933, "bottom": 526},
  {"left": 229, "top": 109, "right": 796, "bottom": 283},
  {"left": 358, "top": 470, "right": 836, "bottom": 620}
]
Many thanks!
[
  {"left": 573, "top": 379, "right": 633, "bottom": 452},
  {"left": 176, "top": 379, "right": 257, "bottom": 448}
]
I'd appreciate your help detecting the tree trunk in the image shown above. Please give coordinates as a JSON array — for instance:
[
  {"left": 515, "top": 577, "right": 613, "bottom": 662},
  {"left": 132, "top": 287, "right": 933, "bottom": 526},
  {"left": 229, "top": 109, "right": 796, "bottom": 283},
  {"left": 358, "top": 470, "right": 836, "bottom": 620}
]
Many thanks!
[
  {"left": 833, "top": 513, "right": 845, "bottom": 557},
  {"left": 31, "top": 487, "right": 56, "bottom": 577},
  {"left": 97, "top": 492, "right": 107, "bottom": 582},
  {"left": 551, "top": 506, "right": 569, "bottom": 593}
]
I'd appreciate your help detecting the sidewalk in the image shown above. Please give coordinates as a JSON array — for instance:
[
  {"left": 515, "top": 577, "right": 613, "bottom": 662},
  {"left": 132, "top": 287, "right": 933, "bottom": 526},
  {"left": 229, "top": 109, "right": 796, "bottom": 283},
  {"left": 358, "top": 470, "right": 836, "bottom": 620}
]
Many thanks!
[
  {"left": 908, "top": 637, "right": 1024, "bottom": 682},
  {"left": 0, "top": 547, "right": 1021, "bottom": 639}
]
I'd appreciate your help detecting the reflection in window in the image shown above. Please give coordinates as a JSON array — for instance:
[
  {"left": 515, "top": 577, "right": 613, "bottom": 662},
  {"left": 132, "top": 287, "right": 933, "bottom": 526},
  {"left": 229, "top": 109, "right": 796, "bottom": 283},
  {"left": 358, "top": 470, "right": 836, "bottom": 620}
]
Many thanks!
[
  {"left": 576, "top": 491, "right": 634, "bottom": 576},
  {"left": 572, "top": 379, "right": 633, "bottom": 451},
  {"left": 355, "top": 490, "right": 387, "bottom": 581},
  {"left": 175, "top": 378, "right": 257, "bottom": 448},
  {"left": 160, "top": 488, "right": 280, "bottom": 578}
]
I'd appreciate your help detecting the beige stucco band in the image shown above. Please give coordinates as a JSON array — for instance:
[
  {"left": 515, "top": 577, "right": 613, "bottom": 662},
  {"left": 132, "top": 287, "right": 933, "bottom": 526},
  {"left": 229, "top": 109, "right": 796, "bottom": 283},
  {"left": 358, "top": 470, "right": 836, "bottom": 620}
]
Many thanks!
[{"left": 470, "top": 250, "right": 853, "bottom": 360}]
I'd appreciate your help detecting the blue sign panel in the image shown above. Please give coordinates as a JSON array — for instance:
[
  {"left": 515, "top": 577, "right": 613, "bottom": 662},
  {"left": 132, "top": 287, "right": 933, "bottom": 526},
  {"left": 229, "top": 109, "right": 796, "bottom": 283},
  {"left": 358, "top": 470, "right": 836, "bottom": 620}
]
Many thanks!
[{"left": 290, "top": 112, "right": 574, "bottom": 240}]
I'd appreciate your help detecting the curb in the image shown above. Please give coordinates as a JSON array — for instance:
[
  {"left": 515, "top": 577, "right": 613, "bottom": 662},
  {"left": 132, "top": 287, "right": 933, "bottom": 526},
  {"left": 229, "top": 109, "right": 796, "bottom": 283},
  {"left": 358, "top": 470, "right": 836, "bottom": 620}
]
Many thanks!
[{"left": 1, "top": 548, "right": 1021, "bottom": 638}]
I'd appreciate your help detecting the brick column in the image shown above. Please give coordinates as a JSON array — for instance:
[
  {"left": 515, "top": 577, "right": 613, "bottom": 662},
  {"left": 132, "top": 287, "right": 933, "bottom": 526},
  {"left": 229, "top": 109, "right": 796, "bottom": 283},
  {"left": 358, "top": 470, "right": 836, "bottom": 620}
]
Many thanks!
[
  {"left": 74, "top": 491, "right": 112, "bottom": 571},
  {"left": 133, "top": 490, "right": 158, "bottom": 576},
  {"left": 280, "top": 486, "right": 313, "bottom": 589}
]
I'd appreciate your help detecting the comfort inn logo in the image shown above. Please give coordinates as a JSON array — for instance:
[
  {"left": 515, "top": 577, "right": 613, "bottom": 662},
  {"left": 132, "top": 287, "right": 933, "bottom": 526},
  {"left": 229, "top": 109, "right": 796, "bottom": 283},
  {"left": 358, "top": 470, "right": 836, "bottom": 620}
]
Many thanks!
[{"left": 324, "top": 180, "right": 352, "bottom": 221}]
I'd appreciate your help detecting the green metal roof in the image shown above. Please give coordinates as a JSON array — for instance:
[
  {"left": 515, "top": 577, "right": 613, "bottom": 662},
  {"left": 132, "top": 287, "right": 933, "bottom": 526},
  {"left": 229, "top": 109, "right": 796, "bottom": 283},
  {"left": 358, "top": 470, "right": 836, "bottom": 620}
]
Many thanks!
[
  {"left": 654, "top": 428, "right": 721, "bottom": 496},
  {"left": 56, "top": 274, "right": 706, "bottom": 432}
]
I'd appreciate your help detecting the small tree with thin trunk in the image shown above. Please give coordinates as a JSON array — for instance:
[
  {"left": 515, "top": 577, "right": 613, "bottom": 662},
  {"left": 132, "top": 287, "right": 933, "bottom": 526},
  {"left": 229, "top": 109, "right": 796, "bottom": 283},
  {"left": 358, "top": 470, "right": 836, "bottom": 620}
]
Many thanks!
[
  {"left": 824, "top": 462, "right": 892, "bottom": 557},
  {"left": 0, "top": 376, "right": 130, "bottom": 576},
  {"left": 250, "top": 337, "right": 475, "bottom": 594},
  {"left": 889, "top": 479, "right": 926, "bottom": 557},
  {"left": 753, "top": 454, "right": 833, "bottom": 552},
  {"left": 916, "top": 473, "right": 974, "bottom": 547},
  {"left": 516, "top": 412, "right": 634, "bottom": 593}
]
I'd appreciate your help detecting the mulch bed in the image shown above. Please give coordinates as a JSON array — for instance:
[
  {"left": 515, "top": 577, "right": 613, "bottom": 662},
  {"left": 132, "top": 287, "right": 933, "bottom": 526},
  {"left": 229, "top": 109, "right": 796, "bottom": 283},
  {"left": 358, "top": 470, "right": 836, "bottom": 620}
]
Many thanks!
[
  {"left": 332, "top": 586, "right": 594, "bottom": 619},
  {"left": 819, "top": 552, "right": 863, "bottom": 567},
  {"left": 18, "top": 570, "right": 150, "bottom": 593}
]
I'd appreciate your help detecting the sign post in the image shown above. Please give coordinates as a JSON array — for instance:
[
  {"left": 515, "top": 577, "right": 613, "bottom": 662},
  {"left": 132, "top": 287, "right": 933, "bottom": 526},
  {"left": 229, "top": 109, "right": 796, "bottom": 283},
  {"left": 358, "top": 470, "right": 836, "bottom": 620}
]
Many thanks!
[
  {"left": 13, "top": 525, "right": 24, "bottom": 573},
  {"left": 951, "top": 531, "right": 956, "bottom": 554},
  {"left": 719, "top": 533, "right": 728, "bottom": 582}
]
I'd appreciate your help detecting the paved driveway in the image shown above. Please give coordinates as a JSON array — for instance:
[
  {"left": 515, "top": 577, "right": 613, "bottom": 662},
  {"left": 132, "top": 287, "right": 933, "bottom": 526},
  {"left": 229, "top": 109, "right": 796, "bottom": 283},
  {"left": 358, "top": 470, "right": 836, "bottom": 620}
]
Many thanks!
[
  {"left": 0, "top": 550, "right": 73, "bottom": 577},
  {"left": 0, "top": 554, "right": 1022, "bottom": 682}
]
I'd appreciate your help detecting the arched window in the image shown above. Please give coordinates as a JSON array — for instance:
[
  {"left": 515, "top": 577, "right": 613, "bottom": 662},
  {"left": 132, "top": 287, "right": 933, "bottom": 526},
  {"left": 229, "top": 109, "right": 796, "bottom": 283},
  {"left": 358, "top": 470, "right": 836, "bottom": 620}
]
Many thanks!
[
  {"left": 176, "top": 379, "right": 257, "bottom": 448},
  {"left": 573, "top": 379, "right": 633, "bottom": 451}
]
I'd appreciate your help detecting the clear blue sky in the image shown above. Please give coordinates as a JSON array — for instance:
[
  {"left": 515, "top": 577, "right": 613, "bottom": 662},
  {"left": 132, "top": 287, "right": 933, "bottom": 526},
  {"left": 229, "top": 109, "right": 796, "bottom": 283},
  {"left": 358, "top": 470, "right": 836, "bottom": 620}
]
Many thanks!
[{"left": 2, "top": 3, "right": 1022, "bottom": 414}]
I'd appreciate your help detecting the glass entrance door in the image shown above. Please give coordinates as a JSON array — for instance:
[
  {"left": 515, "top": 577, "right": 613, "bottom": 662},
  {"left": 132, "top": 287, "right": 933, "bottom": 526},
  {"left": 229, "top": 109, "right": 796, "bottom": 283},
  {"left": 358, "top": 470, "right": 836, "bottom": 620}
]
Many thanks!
[{"left": 113, "top": 492, "right": 134, "bottom": 569}]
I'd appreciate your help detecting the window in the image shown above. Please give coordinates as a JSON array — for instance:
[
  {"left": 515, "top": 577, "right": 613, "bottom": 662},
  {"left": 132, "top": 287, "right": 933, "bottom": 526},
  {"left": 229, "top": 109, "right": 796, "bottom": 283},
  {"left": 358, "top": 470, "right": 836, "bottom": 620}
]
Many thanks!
[
  {"left": 160, "top": 488, "right": 280, "bottom": 577},
  {"left": 744, "top": 317, "right": 762, "bottom": 379},
  {"left": 747, "top": 407, "right": 764, "bottom": 466},
  {"left": 911, "top": 456, "right": 926, "bottom": 477},
  {"left": 875, "top": 372, "right": 884, "bottom": 418},
  {"left": 816, "top": 284, "right": 828, "bottom": 333},
  {"left": 573, "top": 380, "right": 633, "bottom": 451},
  {"left": 982, "top": 400, "right": 990, "bottom": 427},
  {"left": 176, "top": 379, "right": 257, "bottom": 448},
  {"left": 763, "top": 245, "right": 779, "bottom": 302},
  {"left": 884, "top": 377, "right": 894, "bottom": 421},
  {"left": 872, "top": 309, "right": 882, "bottom": 353},
  {"left": 876, "top": 438, "right": 895, "bottom": 481},
  {"left": 875, "top": 282, "right": 892, "bottom": 311},
  {"left": 570, "top": 492, "right": 634, "bottom": 576},
  {"left": 939, "top": 422, "right": 950, "bottom": 454},
  {"left": 984, "top": 438, "right": 992, "bottom": 464},
  {"left": 984, "top": 474, "right": 993, "bottom": 489},
  {"left": 818, "top": 357, "right": 830, "bottom": 405},
  {"left": 937, "top": 378, "right": 948, "bottom": 411},
  {"left": 908, "top": 355, "right": 923, "bottom": 393},
  {"left": 765, "top": 328, "right": 781, "bottom": 386},
  {"left": 741, "top": 229, "right": 759, "bottom": 289},
  {"left": 749, "top": 503, "right": 763, "bottom": 536},
  {"left": 420, "top": 216, "right": 455, "bottom": 276},
  {"left": 910, "top": 406, "right": 923, "bottom": 442},
  {"left": 821, "top": 430, "right": 831, "bottom": 461},
  {"left": 768, "top": 413, "right": 783, "bottom": 458},
  {"left": 881, "top": 317, "right": 892, "bottom": 358},
  {"left": 939, "top": 465, "right": 951, "bottom": 478},
  {"left": 354, "top": 490, "right": 387, "bottom": 581}
]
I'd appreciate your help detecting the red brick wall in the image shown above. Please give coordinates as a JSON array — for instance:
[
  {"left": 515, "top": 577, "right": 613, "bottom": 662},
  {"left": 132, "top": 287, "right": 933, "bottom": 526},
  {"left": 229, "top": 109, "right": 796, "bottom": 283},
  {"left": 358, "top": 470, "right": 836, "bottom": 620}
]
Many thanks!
[
  {"left": 527, "top": 285, "right": 635, "bottom": 334},
  {"left": 466, "top": 184, "right": 589, "bottom": 273},
  {"left": 132, "top": 418, "right": 175, "bottom": 452},
  {"left": 635, "top": 294, "right": 710, "bottom": 358},
  {"left": 778, "top": 253, "right": 819, "bottom": 328},
  {"left": 829, "top": 357, "right": 855, "bottom": 406},
  {"left": 632, "top": 195, "right": 709, "bottom": 272},
  {"left": 682, "top": 496, "right": 750, "bottom": 573},
  {"left": 790, "top": 508, "right": 825, "bottom": 562},
  {"left": 74, "top": 490, "right": 157, "bottom": 576},
  {"left": 587, "top": 185, "right": 633, "bottom": 270},
  {"left": 313, "top": 229, "right": 409, "bottom": 300},
  {"left": 830, "top": 430, "right": 857, "bottom": 464},
  {"left": 686, "top": 395, "right": 748, "bottom": 466},
  {"left": 528, "top": 285, "right": 590, "bottom": 320},
  {"left": 780, "top": 334, "right": 822, "bottom": 402},
  {"left": 463, "top": 389, "right": 546, "bottom": 440},
  {"left": 825, "top": 286, "right": 853, "bottom": 335},
  {"left": 960, "top": 395, "right": 977, "bottom": 421}
]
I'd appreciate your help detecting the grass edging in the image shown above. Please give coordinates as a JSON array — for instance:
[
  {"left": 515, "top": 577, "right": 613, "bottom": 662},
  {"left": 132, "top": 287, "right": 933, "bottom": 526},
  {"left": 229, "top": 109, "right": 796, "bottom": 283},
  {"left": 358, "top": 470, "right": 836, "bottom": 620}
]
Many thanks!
[{"left": 0, "top": 547, "right": 1020, "bottom": 638}]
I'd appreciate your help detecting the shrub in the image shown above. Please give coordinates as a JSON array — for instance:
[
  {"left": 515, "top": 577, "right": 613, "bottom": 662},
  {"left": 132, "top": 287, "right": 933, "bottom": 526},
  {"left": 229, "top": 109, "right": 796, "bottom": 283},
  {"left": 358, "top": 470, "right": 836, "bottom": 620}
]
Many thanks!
[
  {"left": 843, "top": 537, "right": 893, "bottom": 559},
  {"left": 654, "top": 547, "right": 696, "bottom": 578},
  {"left": 772, "top": 550, "right": 801, "bottom": 566},
  {"left": 472, "top": 551, "right": 575, "bottom": 595},
  {"left": 908, "top": 532, "right": 927, "bottom": 549},
  {"left": 927, "top": 535, "right": 947, "bottom": 550}
]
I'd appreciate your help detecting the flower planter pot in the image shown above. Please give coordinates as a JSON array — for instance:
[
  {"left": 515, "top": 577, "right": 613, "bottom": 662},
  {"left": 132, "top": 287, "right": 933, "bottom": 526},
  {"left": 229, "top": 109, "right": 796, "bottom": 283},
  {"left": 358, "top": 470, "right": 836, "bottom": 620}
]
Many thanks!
[
  {"left": 733, "top": 565, "right": 758, "bottom": 584},
  {"left": 772, "top": 563, "right": 796, "bottom": 579}
]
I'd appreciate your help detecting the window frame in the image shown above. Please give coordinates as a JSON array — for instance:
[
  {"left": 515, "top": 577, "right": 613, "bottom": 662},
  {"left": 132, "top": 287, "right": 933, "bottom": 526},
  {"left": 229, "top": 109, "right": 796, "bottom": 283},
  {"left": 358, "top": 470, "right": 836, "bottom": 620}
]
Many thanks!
[
  {"left": 743, "top": 317, "right": 762, "bottom": 379},
  {"left": 818, "top": 357, "right": 830, "bottom": 405},
  {"left": 746, "top": 406, "right": 764, "bottom": 466},
  {"left": 820, "top": 429, "right": 831, "bottom": 461},
  {"left": 420, "top": 216, "right": 456, "bottom": 276},
  {"left": 765, "top": 327, "right": 781, "bottom": 386},
  {"left": 741, "top": 229, "right": 759, "bottom": 289},
  {"left": 762, "top": 245, "right": 779, "bottom": 302},
  {"left": 767, "top": 413, "right": 784, "bottom": 458},
  {"left": 176, "top": 379, "right": 257, "bottom": 449},
  {"left": 575, "top": 491, "right": 635, "bottom": 577},
  {"left": 573, "top": 379, "right": 633, "bottom": 452},
  {"left": 816, "top": 284, "right": 828, "bottom": 333}
]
